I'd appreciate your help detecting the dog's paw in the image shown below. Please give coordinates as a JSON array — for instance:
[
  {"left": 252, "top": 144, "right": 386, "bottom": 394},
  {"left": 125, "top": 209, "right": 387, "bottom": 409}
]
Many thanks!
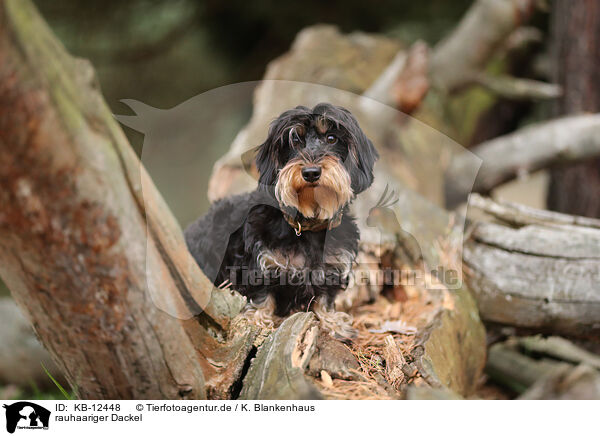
[
  {"left": 330, "top": 324, "right": 358, "bottom": 342},
  {"left": 241, "top": 295, "right": 279, "bottom": 331},
  {"left": 312, "top": 297, "right": 357, "bottom": 342}
]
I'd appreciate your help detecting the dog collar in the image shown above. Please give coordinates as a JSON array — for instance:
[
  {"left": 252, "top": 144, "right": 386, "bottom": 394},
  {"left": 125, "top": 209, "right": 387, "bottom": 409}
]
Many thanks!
[{"left": 281, "top": 210, "right": 343, "bottom": 236}]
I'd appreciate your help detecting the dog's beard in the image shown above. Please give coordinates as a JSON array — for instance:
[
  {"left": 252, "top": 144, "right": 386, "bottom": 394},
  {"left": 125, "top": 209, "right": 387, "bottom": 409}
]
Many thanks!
[{"left": 275, "top": 155, "right": 353, "bottom": 220}]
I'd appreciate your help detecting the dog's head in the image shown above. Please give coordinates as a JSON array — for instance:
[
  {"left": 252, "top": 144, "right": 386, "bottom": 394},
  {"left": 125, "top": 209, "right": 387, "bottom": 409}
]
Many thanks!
[{"left": 256, "top": 103, "right": 378, "bottom": 221}]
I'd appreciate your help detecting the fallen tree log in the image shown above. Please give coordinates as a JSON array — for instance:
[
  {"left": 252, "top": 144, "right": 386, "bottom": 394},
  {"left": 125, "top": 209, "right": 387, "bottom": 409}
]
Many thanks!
[
  {"left": 430, "top": 0, "right": 540, "bottom": 93},
  {"left": 485, "top": 336, "right": 600, "bottom": 399},
  {"left": 518, "top": 364, "right": 600, "bottom": 400},
  {"left": 517, "top": 336, "right": 600, "bottom": 370},
  {"left": 464, "top": 194, "right": 600, "bottom": 337},
  {"left": 445, "top": 114, "right": 600, "bottom": 207},
  {"left": 486, "top": 341, "right": 570, "bottom": 394}
]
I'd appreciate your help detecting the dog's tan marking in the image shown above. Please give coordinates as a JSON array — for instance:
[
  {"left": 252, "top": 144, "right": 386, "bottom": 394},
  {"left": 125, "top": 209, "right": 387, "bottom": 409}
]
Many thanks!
[
  {"left": 276, "top": 156, "right": 353, "bottom": 220},
  {"left": 315, "top": 116, "right": 330, "bottom": 135}
]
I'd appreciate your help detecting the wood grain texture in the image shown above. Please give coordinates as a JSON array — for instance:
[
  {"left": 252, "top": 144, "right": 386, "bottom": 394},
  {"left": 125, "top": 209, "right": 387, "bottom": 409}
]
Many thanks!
[
  {"left": 445, "top": 114, "right": 600, "bottom": 207},
  {"left": 239, "top": 313, "right": 322, "bottom": 400},
  {"left": 465, "top": 195, "right": 600, "bottom": 336}
]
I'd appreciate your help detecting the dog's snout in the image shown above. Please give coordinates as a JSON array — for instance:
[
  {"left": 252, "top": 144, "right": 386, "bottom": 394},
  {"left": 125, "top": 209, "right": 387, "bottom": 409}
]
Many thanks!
[{"left": 301, "top": 166, "right": 321, "bottom": 182}]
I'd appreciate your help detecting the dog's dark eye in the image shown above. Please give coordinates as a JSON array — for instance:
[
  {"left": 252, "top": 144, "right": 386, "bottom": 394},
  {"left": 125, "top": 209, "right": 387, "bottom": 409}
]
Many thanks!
[
  {"left": 326, "top": 134, "right": 337, "bottom": 145},
  {"left": 292, "top": 136, "right": 303, "bottom": 147}
]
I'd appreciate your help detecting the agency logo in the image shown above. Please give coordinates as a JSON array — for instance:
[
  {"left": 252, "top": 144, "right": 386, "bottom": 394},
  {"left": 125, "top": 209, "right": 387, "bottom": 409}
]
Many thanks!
[{"left": 3, "top": 402, "right": 50, "bottom": 433}]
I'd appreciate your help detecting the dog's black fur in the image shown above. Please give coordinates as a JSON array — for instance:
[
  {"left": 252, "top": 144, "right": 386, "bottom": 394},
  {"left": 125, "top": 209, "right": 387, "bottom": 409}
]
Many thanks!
[{"left": 185, "top": 103, "right": 378, "bottom": 317}]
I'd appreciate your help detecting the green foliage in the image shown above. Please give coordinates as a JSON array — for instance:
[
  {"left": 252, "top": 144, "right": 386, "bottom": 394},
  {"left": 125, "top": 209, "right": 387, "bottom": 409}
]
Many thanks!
[{"left": 42, "top": 363, "right": 73, "bottom": 400}]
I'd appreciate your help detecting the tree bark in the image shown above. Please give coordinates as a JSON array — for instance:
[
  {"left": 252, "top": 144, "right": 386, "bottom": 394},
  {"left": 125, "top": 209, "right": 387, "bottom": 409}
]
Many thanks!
[
  {"left": 239, "top": 313, "right": 322, "bottom": 400},
  {"left": 0, "top": 0, "right": 253, "bottom": 399},
  {"left": 547, "top": 0, "right": 600, "bottom": 217}
]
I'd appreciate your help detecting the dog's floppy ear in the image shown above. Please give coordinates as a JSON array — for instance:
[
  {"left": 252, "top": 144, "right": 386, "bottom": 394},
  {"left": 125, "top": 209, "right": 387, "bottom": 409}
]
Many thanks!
[
  {"left": 241, "top": 146, "right": 259, "bottom": 181},
  {"left": 255, "top": 128, "right": 281, "bottom": 189},
  {"left": 255, "top": 106, "right": 311, "bottom": 189},
  {"left": 349, "top": 125, "right": 379, "bottom": 194}
]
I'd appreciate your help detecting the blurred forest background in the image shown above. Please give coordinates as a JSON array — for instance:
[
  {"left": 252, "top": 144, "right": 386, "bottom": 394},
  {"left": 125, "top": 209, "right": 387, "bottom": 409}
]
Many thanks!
[
  {"left": 33, "top": 0, "right": 554, "bottom": 217},
  {"left": 34, "top": 0, "right": 482, "bottom": 214}
]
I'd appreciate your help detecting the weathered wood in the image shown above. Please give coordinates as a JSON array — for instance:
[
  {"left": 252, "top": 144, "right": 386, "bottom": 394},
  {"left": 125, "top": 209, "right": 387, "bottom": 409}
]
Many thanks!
[
  {"left": 446, "top": 115, "right": 600, "bottom": 207},
  {"left": 430, "top": 0, "right": 539, "bottom": 93},
  {"left": 406, "top": 386, "right": 462, "bottom": 400},
  {"left": 307, "top": 332, "right": 360, "bottom": 380},
  {"left": 487, "top": 337, "right": 600, "bottom": 399},
  {"left": 547, "top": 0, "right": 600, "bottom": 218},
  {"left": 486, "top": 341, "right": 568, "bottom": 394},
  {"left": 411, "top": 285, "right": 486, "bottom": 396},
  {"left": 364, "top": 0, "right": 543, "bottom": 110},
  {"left": 239, "top": 313, "right": 322, "bottom": 400},
  {"left": 352, "top": 169, "right": 486, "bottom": 397},
  {"left": 464, "top": 195, "right": 600, "bottom": 337},
  {"left": 383, "top": 335, "right": 407, "bottom": 389},
  {"left": 468, "top": 73, "right": 561, "bottom": 100},
  {"left": 0, "top": 0, "right": 253, "bottom": 399},
  {"left": 518, "top": 336, "right": 600, "bottom": 370},
  {"left": 468, "top": 194, "right": 600, "bottom": 229},
  {"left": 519, "top": 364, "right": 600, "bottom": 400}
]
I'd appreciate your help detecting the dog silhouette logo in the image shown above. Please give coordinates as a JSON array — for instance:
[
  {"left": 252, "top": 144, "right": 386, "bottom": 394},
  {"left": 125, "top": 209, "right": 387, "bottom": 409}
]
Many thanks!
[{"left": 3, "top": 402, "right": 50, "bottom": 433}]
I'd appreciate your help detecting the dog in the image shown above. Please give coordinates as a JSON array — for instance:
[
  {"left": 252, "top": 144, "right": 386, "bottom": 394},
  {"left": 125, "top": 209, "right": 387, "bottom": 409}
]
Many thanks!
[{"left": 185, "top": 103, "right": 378, "bottom": 338}]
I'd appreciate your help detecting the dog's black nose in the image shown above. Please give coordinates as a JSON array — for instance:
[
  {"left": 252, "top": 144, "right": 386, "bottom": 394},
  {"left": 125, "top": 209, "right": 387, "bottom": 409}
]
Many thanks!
[{"left": 301, "top": 166, "right": 321, "bottom": 182}]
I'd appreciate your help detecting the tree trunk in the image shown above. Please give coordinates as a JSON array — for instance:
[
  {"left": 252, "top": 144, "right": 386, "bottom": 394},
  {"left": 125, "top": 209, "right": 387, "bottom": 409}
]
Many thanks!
[
  {"left": 547, "top": 0, "right": 600, "bottom": 217},
  {"left": 0, "top": 0, "right": 253, "bottom": 399}
]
